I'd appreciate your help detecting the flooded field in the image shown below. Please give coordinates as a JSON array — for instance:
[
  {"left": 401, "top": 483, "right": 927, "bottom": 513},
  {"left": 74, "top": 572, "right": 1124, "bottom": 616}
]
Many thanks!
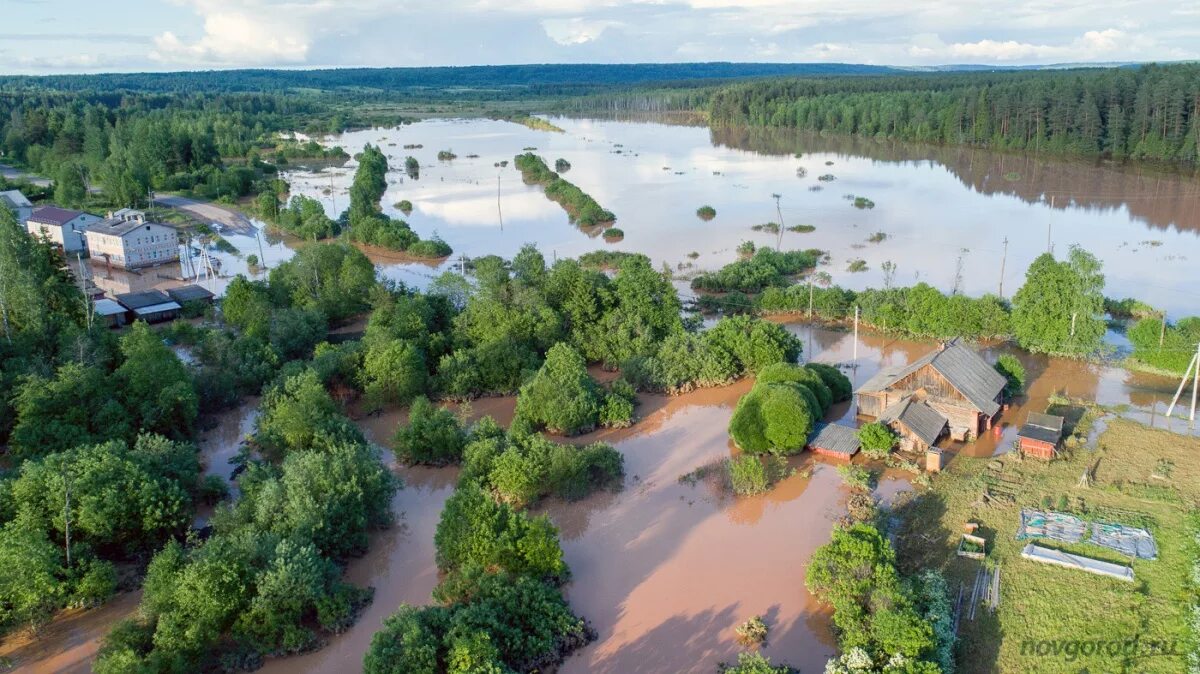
[
  {"left": 9, "top": 317, "right": 1196, "bottom": 672},
  {"left": 278, "top": 117, "right": 1200, "bottom": 316},
  {"left": 110, "top": 116, "right": 1200, "bottom": 318}
]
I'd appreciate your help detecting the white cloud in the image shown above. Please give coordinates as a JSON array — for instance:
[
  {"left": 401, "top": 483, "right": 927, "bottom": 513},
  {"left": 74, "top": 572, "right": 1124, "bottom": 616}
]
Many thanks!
[
  {"left": 541, "top": 18, "right": 622, "bottom": 45},
  {"left": 947, "top": 28, "right": 1135, "bottom": 61}
]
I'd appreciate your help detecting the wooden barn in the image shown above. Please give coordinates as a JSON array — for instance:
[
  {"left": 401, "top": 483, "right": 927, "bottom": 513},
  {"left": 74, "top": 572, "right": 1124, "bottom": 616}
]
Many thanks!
[
  {"left": 1017, "top": 413, "right": 1064, "bottom": 460},
  {"left": 807, "top": 423, "right": 861, "bottom": 459},
  {"left": 856, "top": 339, "right": 1007, "bottom": 443}
]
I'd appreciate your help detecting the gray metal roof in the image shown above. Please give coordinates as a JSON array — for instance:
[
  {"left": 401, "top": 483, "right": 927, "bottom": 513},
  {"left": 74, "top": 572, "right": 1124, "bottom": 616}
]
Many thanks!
[
  {"left": 116, "top": 290, "right": 172, "bottom": 310},
  {"left": 93, "top": 298, "right": 126, "bottom": 316},
  {"left": 881, "top": 396, "right": 948, "bottom": 445},
  {"left": 167, "top": 284, "right": 215, "bottom": 303},
  {"left": 87, "top": 217, "right": 159, "bottom": 237},
  {"left": 1019, "top": 412, "right": 1065, "bottom": 444},
  {"left": 0, "top": 190, "right": 32, "bottom": 209},
  {"left": 132, "top": 301, "right": 182, "bottom": 316},
  {"left": 856, "top": 339, "right": 1006, "bottom": 416},
  {"left": 807, "top": 423, "right": 861, "bottom": 456}
]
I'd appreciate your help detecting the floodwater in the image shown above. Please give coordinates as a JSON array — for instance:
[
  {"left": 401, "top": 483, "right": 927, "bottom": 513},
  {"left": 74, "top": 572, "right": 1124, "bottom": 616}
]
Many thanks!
[
  {"left": 784, "top": 322, "right": 1200, "bottom": 461},
  {"left": 276, "top": 116, "right": 1200, "bottom": 317},
  {"left": 12, "top": 322, "right": 1197, "bottom": 672}
]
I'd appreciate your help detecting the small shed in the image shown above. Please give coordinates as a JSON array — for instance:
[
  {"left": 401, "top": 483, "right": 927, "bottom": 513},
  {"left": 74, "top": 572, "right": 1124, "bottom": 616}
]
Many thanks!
[
  {"left": 807, "top": 423, "right": 861, "bottom": 459},
  {"left": 1017, "top": 412, "right": 1064, "bottom": 460},
  {"left": 93, "top": 298, "right": 128, "bottom": 328},
  {"left": 167, "top": 284, "right": 215, "bottom": 306},
  {"left": 116, "top": 290, "right": 182, "bottom": 324},
  {"left": 880, "top": 395, "right": 948, "bottom": 452}
]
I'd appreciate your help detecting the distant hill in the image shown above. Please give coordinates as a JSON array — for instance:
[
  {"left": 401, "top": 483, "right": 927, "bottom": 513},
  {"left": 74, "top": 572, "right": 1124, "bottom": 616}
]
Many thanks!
[{"left": 0, "top": 62, "right": 910, "bottom": 94}]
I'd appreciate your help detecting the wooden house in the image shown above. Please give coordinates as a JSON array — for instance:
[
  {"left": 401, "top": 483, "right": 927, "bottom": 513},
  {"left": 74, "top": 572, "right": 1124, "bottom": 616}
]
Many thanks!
[
  {"left": 1017, "top": 413, "right": 1064, "bottom": 460},
  {"left": 807, "top": 423, "right": 861, "bottom": 459},
  {"left": 856, "top": 339, "right": 1007, "bottom": 444},
  {"left": 92, "top": 298, "right": 128, "bottom": 328}
]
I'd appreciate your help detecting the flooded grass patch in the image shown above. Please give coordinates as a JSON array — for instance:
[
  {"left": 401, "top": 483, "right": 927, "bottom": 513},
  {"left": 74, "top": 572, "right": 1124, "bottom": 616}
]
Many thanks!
[{"left": 893, "top": 418, "right": 1199, "bottom": 674}]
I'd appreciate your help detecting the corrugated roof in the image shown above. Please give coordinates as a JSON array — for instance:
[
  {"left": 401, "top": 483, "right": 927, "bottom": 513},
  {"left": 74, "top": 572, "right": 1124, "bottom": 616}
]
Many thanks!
[
  {"left": 807, "top": 423, "right": 861, "bottom": 456},
  {"left": 132, "top": 301, "right": 182, "bottom": 316},
  {"left": 93, "top": 298, "right": 126, "bottom": 316},
  {"left": 116, "top": 290, "right": 172, "bottom": 310},
  {"left": 87, "top": 216, "right": 156, "bottom": 237},
  {"left": 856, "top": 339, "right": 1006, "bottom": 416},
  {"left": 881, "top": 396, "right": 948, "bottom": 445},
  {"left": 167, "top": 284, "right": 215, "bottom": 303},
  {"left": 29, "top": 206, "right": 86, "bottom": 226},
  {"left": 1019, "top": 412, "right": 1065, "bottom": 444}
]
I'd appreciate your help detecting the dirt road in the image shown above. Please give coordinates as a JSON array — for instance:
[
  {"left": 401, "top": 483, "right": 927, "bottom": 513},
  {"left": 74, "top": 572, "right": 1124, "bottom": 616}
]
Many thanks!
[{"left": 155, "top": 195, "right": 258, "bottom": 236}]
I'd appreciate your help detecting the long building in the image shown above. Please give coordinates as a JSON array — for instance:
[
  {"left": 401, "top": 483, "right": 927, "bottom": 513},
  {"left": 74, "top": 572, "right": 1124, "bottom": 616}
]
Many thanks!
[{"left": 85, "top": 210, "right": 180, "bottom": 269}]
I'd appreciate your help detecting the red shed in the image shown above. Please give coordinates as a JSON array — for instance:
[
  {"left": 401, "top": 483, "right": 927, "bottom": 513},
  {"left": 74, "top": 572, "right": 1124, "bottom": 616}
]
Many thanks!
[
  {"left": 807, "top": 423, "right": 861, "bottom": 460},
  {"left": 1017, "top": 413, "right": 1064, "bottom": 460}
]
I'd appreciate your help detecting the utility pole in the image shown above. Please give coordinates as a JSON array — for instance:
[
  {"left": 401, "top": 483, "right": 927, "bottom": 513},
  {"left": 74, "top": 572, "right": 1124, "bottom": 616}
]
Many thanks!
[
  {"left": 852, "top": 305, "right": 860, "bottom": 368},
  {"left": 998, "top": 237, "right": 1009, "bottom": 298},
  {"left": 63, "top": 471, "right": 72, "bottom": 568},
  {"left": 1166, "top": 342, "right": 1200, "bottom": 423},
  {"left": 255, "top": 228, "right": 268, "bottom": 271},
  {"left": 1047, "top": 195, "right": 1054, "bottom": 253},
  {"left": 772, "top": 193, "right": 784, "bottom": 250},
  {"left": 497, "top": 168, "right": 504, "bottom": 230}
]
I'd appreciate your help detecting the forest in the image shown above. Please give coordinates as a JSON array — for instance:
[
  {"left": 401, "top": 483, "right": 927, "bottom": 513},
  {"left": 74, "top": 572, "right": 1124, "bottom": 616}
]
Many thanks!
[
  {"left": 706, "top": 63, "right": 1200, "bottom": 163},
  {"left": 0, "top": 191, "right": 810, "bottom": 670}
]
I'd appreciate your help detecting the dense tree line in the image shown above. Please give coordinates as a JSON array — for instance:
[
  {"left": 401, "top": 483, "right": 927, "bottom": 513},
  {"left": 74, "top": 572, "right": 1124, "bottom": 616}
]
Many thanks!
[
  {"left": 753, "top": 247, "right": 1106, "bottom": 357},
  {"left": 707, "top": 64, "right": 1200, "bottom": 163},
  {"left": 0, "top": 91, "right": 347, "bottom": 209},
  {"left": 514, "top": 153, "right": 615, "bottom": 227}
]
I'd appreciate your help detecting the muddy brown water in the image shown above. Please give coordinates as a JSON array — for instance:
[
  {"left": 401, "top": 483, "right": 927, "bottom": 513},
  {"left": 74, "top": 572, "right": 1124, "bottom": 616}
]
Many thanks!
[{"left": 12, "top": 324, "right": 1196, "bottom": 672}]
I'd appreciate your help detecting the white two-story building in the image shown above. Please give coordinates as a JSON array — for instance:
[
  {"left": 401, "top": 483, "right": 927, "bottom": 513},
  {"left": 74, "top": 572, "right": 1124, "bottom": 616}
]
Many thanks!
[
  {"left": 26, "top": 206, "right": 101, "bottom": 253},
  {"left": 85, "top": 210, "right": 180, "bottom": 269}
]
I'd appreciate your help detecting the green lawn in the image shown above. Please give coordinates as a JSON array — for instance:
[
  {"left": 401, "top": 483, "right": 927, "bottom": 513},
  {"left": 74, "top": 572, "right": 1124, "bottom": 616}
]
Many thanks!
[{"left": 895, "top": 416, "right": 1198, "bottom": 674}]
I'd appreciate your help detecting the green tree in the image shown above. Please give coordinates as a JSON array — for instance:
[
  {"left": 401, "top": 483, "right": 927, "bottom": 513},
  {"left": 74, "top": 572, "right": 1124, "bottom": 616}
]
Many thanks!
[
  {"left": 54, "top": 163, "right": 87, "bottom": 207},
  {"left": 993, "top": 354, "right": 1026, "bottom": 396},
  {"left": 1011, "top": 247, "right": 1105, "bottom": 355},
  {"left": 857, "top": 422, "right": 897, "bottom": 459},
  {"left": 513, "top": 343, "right": 601, "bottom": 435},
  {"left": 394, "top": 396, "right": 467, "bottom": 465},
  {"left": 115, "top": 322, "right": 198, "bottom": 439}
]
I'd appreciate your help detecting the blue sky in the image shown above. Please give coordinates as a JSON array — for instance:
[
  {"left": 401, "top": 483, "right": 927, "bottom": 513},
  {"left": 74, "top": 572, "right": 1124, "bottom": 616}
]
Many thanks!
[{"left": 2, "top": 0, "right": 1198, "bottom": 74}]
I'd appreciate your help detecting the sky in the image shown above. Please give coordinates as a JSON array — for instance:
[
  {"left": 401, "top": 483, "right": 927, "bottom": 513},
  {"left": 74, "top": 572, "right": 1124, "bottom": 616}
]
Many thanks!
[{"left": 1, "top": 0, "right": 1198, "bottom": 75}]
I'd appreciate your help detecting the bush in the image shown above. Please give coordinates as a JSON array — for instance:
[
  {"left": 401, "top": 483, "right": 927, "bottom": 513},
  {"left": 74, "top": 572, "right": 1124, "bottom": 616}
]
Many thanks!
[
  {"left": 395, "top": 200, "right": 413, "bottom": 215},
  {"left": 468, "top": 431, "right": 624, "bottom": 507},
  {"left": 691, "top": 248, "right": 819, "bottom": 293},
  {"left": 602, "top": 227, "right": 624, "bottom": 240},
  {"left": 994, "top": 353, "right": 1026, "bottom": 396},
  {"left": 858, "top": 422, "right": 897, "bottom": 459},
  {"left": 697, "top": 205, "right": 717, "bottom": 220},
  {"left": 735, "top": 615, "right": 769, "bottom": 647},
  {"left": 434, "top": 482, "right": 567, "bottom": 581},
  {"left": 756, "top": 363, "right": 832, "bottom": 411},
  {"left": 726, "top": 455, "right": 788, "bottom": 496},
  {"left": 394, "top": 396, "right": 467, "bottom": 465},
  {"left": 805, "top": 362, "right": 853, "bottom": 403},
  {"left": 513, "top": 343, "right": 602, "bottom": 435},
  {"left": 729, "top": 382, "right": 816, "bottom": 455}
]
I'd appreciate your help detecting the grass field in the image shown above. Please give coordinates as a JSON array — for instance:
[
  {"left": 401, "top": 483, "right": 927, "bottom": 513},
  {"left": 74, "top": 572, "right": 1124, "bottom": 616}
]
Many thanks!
[{"left": 894, "top": 411, "right": 1199, "bottom": 674}]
